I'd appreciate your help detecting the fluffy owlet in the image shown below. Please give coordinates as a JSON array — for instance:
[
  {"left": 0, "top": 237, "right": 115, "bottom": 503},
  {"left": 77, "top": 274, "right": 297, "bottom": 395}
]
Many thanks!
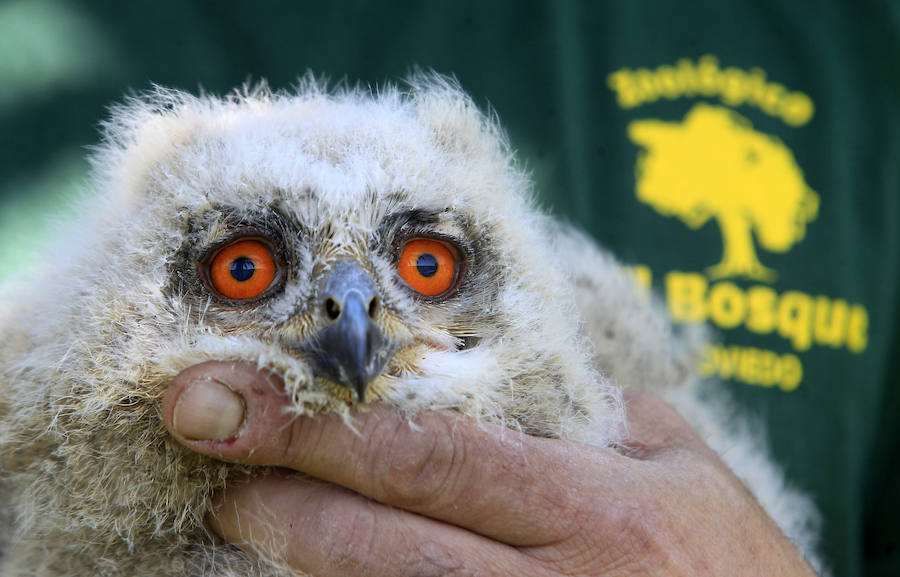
[{"left": 0, "top": 75, "right": 820, "bottom": 576}]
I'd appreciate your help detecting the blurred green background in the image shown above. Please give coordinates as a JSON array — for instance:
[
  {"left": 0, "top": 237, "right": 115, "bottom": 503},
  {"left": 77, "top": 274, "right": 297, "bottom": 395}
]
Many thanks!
[{"left": 0, "top": 0, "right": 578, "bottom": 281}]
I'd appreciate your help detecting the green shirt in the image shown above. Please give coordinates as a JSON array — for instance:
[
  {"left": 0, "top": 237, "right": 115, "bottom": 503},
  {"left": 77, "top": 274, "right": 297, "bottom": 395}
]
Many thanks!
[{"left": 1, "top": 1, "right": 897, "bottom": 575}]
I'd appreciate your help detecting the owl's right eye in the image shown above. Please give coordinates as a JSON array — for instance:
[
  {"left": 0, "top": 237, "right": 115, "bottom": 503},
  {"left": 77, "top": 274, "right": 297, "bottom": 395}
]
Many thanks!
[{"left": 202, "top": 238, "right": 280, "bottom": 301}]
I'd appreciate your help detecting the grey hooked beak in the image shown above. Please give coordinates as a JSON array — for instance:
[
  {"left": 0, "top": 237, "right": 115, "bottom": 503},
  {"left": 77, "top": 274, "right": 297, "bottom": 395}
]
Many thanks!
[{"left": 304, "top": 260, "right": 388, "bottom": 401}]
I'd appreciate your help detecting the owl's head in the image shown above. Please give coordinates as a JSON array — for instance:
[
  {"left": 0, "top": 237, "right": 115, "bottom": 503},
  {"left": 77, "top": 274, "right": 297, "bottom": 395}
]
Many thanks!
[{"left": 36, "top": 74, "right": 618, "bottom": 441}]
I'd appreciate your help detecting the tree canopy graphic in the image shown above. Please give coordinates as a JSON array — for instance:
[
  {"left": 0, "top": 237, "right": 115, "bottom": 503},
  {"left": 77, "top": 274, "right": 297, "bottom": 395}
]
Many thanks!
[{"left": 628, "top": 104, "right": 819, "bottom": 282}]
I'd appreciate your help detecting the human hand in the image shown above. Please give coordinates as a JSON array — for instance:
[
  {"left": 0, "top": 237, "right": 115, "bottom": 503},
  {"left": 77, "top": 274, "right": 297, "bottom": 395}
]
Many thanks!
[{"left": 163, "top": 361, "right": 816, "bottom": 576}]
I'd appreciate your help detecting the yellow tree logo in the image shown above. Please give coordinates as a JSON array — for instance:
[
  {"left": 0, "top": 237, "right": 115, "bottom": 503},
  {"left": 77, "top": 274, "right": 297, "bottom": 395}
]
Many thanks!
[{"left": 628, "top": 103, "right": 819, "bottom": 282}]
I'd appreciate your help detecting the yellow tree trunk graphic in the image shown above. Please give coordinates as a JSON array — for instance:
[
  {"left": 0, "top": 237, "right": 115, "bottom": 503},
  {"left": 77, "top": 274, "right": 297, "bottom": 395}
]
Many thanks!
[{"left": 708, "top": 209, "right": 776, "bottom": 282}]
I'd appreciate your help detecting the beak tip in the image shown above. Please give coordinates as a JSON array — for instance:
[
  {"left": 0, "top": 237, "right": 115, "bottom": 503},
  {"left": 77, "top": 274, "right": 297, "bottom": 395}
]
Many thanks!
[{"left": 354, "top": 380, "right": 369, "bottom": 403}]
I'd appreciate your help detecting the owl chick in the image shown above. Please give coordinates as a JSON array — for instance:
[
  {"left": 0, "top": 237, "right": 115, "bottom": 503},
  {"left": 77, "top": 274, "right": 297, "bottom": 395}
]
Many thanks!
[{"left": 0, "top": 75, "right": 819, "bottom": 576}]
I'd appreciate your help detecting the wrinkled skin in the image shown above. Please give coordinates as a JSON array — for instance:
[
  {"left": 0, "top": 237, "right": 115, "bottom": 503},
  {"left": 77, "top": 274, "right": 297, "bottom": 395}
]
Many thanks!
[{"left": 163, "top": 361, "right": 817, "bottom": 577}]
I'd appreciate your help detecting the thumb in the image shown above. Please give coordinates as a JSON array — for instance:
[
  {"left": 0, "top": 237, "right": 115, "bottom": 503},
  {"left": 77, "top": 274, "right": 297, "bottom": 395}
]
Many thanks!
[{"left": 162, "top": 360, "right": 299, "bottom": 461}]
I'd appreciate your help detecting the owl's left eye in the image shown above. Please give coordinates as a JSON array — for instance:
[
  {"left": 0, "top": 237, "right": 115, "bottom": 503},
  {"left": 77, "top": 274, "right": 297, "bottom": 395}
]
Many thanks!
[
  {"left": 397, "top": 238, "right": 463, "bottom": 298},
  {"left": 202, "top": 238, "right": 280, "bottom": 301}
]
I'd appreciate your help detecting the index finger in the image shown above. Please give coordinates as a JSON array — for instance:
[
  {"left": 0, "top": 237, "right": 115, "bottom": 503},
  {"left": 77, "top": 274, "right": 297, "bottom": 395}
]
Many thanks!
[{"left": 163, "top": 361, "right": 634, "bottom": 547}]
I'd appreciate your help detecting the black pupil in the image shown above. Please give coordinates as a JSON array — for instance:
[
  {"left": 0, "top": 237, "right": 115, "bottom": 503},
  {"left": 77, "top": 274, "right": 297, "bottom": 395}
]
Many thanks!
[
  {"left": 416, "top": 253, "right": 439, "bottom": 277},
  {"left": 230, "top": 257, "right": 255, "bottom": 282}
]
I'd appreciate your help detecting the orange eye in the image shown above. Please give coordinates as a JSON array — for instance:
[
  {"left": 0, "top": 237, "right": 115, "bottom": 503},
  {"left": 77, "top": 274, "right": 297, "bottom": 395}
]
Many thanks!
[
  {"left": 207, "top": 239, "right": 278, "bottom": 300},
  {"left": 398, "top": 239, "right": 460, "bottom": 297}
]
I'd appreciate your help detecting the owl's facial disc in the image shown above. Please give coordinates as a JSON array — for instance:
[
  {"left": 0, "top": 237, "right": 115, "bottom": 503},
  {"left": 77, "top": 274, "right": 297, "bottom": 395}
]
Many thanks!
[{"left": 303, "top": 260, "right": 390, "bottom": 401}]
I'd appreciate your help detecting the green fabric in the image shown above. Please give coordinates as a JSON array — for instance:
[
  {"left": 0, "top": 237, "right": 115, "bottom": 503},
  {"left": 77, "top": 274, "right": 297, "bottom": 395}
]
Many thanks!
[{"left": 1, "top": 1, "right": 897, "bottom": 575}]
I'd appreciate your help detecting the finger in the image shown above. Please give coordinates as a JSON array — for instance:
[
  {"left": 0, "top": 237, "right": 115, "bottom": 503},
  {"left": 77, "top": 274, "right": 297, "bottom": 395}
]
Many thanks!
[
  {"left": 620, "top": 389, "right": 714, "bottom": 459},
  {"left": 276, "top": 407, "right": 612, "bottom": 546},
  {"left": 163, "top": 361, "right": 627, "bottom": 546},
  {"left": 208, "top": 472, "right": 533, "bottom": 577}
]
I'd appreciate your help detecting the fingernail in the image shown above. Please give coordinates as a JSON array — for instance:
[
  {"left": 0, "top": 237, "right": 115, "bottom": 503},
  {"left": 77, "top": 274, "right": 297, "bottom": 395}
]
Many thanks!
[{"left": 173, "top": 379, "right": 245, "bottom": 441}]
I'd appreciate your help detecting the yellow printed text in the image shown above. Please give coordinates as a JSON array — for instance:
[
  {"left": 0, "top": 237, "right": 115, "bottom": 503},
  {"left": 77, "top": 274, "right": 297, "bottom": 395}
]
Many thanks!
[
  {"left": 698, "top": 344, "right": 803, "bottom": 391},
  {"left": 607, "top": 55, "right": 815, "bottom": 127},
  {"left": 665, "top": 271, "right": 868, "bottom": 353}
]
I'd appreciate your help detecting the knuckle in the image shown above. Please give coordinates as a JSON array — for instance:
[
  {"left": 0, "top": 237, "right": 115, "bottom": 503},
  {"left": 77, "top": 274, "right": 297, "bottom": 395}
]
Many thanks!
[
  {"left": 278, "top": 414, "right": 319, "bottom": 468},
  {"left": 370, "top": 415, "right": 466, "bottom": 509},
  {"left": 319, "top": 501, "right": 480, "bottom": 577}
]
